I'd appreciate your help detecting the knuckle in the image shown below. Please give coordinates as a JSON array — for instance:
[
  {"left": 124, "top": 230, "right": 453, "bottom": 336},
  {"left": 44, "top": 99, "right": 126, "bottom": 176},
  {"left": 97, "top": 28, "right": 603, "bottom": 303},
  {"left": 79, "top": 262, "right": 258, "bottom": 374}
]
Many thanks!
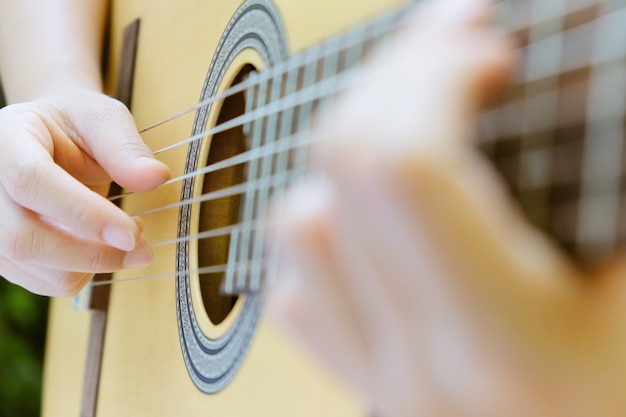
[
  {"left": 1, "top": 104, "right": 43, "bottom": 125},
  {"left": 82, "top": 246, "right": 121, "bottom": 275},
  {"left": 107, "top": 97, "right": 131, "bottom": 116},
  {"left": 3, "top": 223, "right": 38, "bottom": 264},
  {"left": 95, "top": 96, "right": 132, "bottom": 124},
  {"left": 54, "top": 272, "right": 92, "bottom": 297},
  {"left": 110, "top": 134, "right": 144, "bottom": 153},
  {"left": 85, "top": 249, "right": 108, "bottom": 273},
  {"left": 68, "top": 201, "right": 93, "bottom": 234},
  {"left": 6, "top": 158, "right": 47, "bottom": 207}
]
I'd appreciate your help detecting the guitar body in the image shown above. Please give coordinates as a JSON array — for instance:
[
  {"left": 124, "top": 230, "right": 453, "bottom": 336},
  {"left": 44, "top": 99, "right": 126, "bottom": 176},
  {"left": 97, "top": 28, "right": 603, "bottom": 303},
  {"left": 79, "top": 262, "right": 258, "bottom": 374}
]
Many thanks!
[{"left": 42, "top": 0, "right": 404, "bottom": 415}]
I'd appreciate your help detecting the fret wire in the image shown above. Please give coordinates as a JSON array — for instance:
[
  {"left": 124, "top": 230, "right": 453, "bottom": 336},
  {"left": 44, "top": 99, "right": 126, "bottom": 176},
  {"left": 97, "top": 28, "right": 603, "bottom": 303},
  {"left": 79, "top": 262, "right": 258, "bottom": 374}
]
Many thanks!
[
  {"left": 518, "top": 0, "right": 565, "bottom": 229},
  {"left": 577, "top": 0, "right": 626, "bottom": 258},
  {"left": 235, "top": 76, "right": 268, "bottom": 291},
  {"left": 318, "top": 36, "right": 343, "bottom": 112},
  {"left": 292, "top": 54, "right": 319, "bottom": 172},
  {"left": 242, "top": 71, "right": 256, "bottom": 138},
  {"left": 223, "top": 225, "right": 239, "bottom": 295},
  {"left": 343, "top": 25, "right": 367, "bottom": 71},
  {"left": 277, "top": 64, "right": 300, "bottom": 140},
  {"left": 260, "top": 65, "right": 302, "bottom": 292},
  {"left": 248, "top": 69, "right": 284, "bottom": 293}
]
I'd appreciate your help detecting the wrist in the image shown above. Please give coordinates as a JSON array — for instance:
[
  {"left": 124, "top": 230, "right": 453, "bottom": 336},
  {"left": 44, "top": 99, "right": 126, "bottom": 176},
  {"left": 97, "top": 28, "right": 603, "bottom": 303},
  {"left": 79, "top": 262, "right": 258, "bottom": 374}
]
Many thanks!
[{"left": 1, "top": 67, "right": 103, "bottom": 104}]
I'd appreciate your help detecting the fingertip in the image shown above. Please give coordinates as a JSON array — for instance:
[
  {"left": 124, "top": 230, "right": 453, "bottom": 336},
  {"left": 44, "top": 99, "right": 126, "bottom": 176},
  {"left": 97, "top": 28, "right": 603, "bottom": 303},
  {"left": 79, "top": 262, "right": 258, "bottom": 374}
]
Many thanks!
[
  {"left": 123, "top": 239, "right": 153, "bottom": 268},
  {"left": 132, "top": 216, "right": 145, "bottom": 234},
  {"left": 102, "top": 224, "right": 138, "bottom": 252},
  {"left": 423, "top": 0, "right": 491, "bottom": 26},
  {"left": 120, "top": 157, "right": 171, "bottom": 192},
  {"left": 477, "top": 31, "right": 517, "bottom": 105},
  {"left": 276, "top": 177, "right": 336, "bottom": 241}
]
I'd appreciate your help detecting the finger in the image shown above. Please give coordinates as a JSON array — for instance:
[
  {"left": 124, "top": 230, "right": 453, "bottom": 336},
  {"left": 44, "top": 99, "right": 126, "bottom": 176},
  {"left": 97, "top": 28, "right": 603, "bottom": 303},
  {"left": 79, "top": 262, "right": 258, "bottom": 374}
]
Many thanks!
[
  {"left": 309, "top": 0, "right": 578, "bottom": 312},
  {"left": 314, "top": 0, "right": 513, "bottom": 180},
  {"left": 269, "top": 182, "right": 371, "bottom": 389},
  {"left": 0, "top": 106, "right": 145, "bottom": 251},
  {"left": 53, "top": 90, "right": 171, "bottom": 193},
  {"left": 0, "top": 139, "right": 143, "bottom": 251},
  {"left": 0, "top": 188, "right": 152, "bottom": 272},
  {"left": 272, "top": 180, "right": 458, "bottom": 415},
  {"left": 0, "top": 256, "right": 91, "bottom": 297},
  {"left": 330, "top": 177, "right": 550, "bottom": 417}
]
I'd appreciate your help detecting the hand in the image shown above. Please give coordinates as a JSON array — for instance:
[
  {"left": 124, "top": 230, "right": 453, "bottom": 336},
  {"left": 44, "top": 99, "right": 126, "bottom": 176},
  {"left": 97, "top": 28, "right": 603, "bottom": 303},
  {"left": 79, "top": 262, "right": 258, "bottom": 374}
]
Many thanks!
[
  {"left": 0, "top": 88, "right": 170, "bottom": 296},
  {"left": 270, "top": 0, "right": 626, "bottom": 416}
]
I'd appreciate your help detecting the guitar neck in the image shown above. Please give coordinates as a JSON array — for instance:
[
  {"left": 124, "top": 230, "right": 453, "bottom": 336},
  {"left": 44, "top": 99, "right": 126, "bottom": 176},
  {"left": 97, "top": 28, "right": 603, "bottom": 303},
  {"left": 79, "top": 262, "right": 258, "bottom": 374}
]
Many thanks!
[
  {"left": 206, "top": 0, "right": 625, "bottom": 294},
  {"left": 481, "top": 0, "right": 626, "bottom": 263}
]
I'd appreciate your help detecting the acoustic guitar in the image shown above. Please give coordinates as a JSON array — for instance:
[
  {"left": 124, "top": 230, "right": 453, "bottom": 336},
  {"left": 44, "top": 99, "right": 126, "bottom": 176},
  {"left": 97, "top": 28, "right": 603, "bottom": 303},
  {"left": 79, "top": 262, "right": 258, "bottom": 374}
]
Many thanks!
[{"left": 41, "top": 0, "right": 626, "bottom": 416}]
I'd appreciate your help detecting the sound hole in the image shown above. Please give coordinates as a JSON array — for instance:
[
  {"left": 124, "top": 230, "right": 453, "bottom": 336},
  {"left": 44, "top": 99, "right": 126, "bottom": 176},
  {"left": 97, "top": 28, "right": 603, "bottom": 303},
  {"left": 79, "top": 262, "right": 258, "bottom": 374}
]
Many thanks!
[{"left": 197, "top": 66, "right": 254, "bottom": 325}]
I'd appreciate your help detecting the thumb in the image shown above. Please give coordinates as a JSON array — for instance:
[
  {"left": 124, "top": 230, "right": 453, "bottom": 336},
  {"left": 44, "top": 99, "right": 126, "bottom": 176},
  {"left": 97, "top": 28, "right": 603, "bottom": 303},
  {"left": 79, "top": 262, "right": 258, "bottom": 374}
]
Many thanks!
[{"left": 59, "top": 90, "right": 171, "bottom": 193}]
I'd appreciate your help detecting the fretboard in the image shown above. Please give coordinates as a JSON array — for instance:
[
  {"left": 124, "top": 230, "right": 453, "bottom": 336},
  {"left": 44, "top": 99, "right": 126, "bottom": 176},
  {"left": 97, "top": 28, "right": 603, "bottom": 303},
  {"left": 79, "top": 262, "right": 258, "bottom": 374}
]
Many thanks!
[
  {"left": 480, "top": 0, "right": 626, "bottom": 263},
  {"left": 216, "top": 0, "right": 625, "bottom": 294}
]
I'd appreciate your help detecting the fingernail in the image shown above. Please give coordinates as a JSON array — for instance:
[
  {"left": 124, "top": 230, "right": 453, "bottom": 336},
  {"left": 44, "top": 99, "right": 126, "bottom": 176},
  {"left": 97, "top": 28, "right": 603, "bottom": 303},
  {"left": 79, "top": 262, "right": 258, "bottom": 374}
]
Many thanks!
[
  {"left": 123, "top": 242, "right": 153, "bottom": 268},
  {"left": 132, "top": 216, "right": 145, "bottom": 234},
  {"left": 432, "top": 0, "right": 487, "bottom": 24},
  {"left": 140, "top": 157, "right": 172, "bottom": 182},
  {"left": 103, "top": 225, "right": 136, "bottom": 251},
  {"left": 140, "top": 156, "right": 169, "bottom": 171}
]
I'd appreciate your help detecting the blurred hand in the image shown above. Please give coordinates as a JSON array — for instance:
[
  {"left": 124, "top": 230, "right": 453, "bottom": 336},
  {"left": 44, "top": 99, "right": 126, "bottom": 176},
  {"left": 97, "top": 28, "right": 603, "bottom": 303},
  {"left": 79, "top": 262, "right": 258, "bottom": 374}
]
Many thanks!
[
  {"left": 270, "top": 0, "right": 626, "bottom": 416},
  {"left": 0, "top": 88, "right": 170, "bottom": 296}
]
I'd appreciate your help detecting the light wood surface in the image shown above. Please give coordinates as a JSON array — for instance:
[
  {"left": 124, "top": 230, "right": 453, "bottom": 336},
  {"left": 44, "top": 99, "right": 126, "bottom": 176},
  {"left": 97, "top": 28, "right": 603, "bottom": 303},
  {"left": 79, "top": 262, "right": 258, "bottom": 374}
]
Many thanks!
[{"left": 42, "top": 0, "right": 404, "bottom": 415}]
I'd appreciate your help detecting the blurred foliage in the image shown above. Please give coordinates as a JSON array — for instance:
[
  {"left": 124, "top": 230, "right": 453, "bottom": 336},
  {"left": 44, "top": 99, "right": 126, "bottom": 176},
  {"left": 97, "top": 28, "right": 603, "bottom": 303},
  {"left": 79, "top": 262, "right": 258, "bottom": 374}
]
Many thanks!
[
  {"left": 0, "top": 83, "right": 50, "bottom": 417},
  {"left": 0, "top": 280, "right": 48, "bottom": 417}
]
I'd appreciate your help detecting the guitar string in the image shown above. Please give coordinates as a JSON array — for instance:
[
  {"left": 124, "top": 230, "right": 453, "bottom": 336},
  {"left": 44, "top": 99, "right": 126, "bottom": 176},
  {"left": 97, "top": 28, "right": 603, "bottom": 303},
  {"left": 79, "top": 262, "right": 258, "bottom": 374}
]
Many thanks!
[
  {"left": 150, "top": 66, "right": 359, "bottom": 157},
  {"left": 576, "top": 2, "right": 626, "bottom": 254},
  {"left": 131, "top": 0, "right": 607, "bottom": 140},
  {"left": 113, "top": 52, "right": 626, "bottom": 208},
  {"left": 130, "top": 8, "right": 624, "bottom": 247},
  {"left": 91, "top": 262, "right": 272, "bottom": 287},
  {"left": 134, "top": 0, "right": 608, "bottom": 140},
  {"left": 125, "top": 137, "right": 626, "bottom": 273},
  {"left": 109, "top": 132, "right": 313, "bottom": 203},
  {"left": 107, "top": 58, "right": 353, "bottom": 203},
  {"left": 486, "top": 0, "right": 626, "bottom": 257},
  {"left": 106, "top": 67, "right": 351, "bottom": 204},
  {"left": 110, "top": 38, "right": 626, "bottom": 206},
  {"left": 132, "top": 167, "right": 302, "bottom": 217},
  {"left": 136, "top": 6, "right": 406, "bottom": 136},
  {"left": 93, "top": 11, "right": 379, "bottom": 289},
  {"left": 94, "top": 1, "right": 624, "bottom": 285},
  {"left": 93, "top": 264, "right": 228, "bottom": 287},
  {"left": 130, "top": 7, "right": 623, "bottom": 163}
]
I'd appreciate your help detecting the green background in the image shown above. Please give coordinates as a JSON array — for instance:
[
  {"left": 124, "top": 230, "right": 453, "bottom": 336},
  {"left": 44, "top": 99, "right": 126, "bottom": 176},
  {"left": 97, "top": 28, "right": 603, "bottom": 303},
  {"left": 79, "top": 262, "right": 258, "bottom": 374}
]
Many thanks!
[
  {"left": 0, "top": 85, "right": 49, "bottom": 417},
  {"left": 0, "top": 280, "right": 48, "bottom": 417}
]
